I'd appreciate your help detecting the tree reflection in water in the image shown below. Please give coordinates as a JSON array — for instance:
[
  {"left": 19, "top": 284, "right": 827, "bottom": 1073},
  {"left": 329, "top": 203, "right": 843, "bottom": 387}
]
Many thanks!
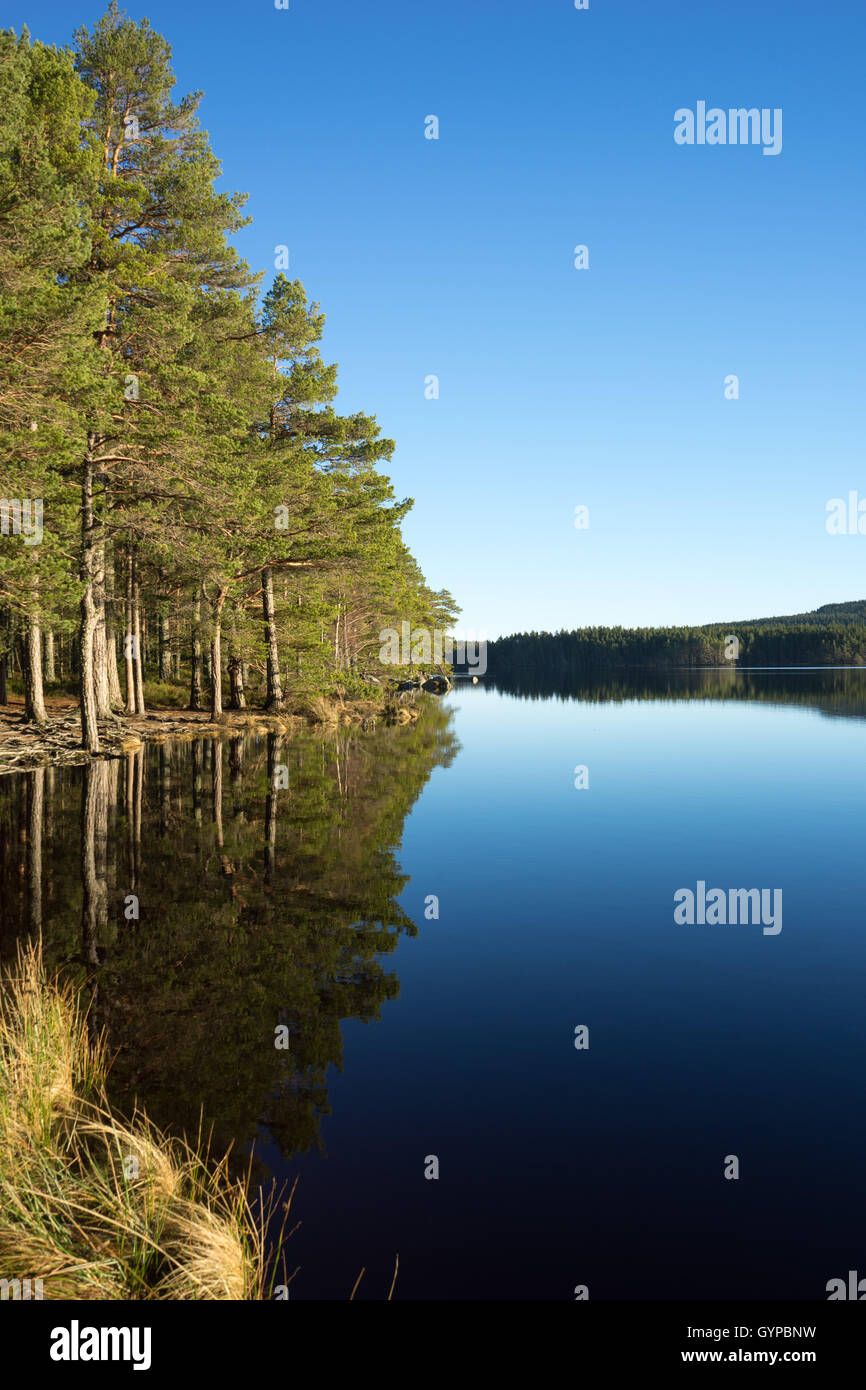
[{"left": 0, "top": 707, "right": 459, "bottom": 1176}]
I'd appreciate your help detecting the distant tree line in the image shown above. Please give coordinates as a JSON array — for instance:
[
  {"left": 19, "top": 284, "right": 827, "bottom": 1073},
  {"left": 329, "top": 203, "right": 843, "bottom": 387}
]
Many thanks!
[
  {"left": 0, "top": 7, "right": 457, "bottom": 751},
  {"left": 486, "top": 603, "right": 866, "bottom": 677}
]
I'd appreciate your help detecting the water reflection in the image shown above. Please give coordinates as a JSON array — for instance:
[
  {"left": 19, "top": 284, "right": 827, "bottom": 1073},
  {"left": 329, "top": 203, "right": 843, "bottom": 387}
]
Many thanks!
[
  {"left": 483, "top": 664, "right": 866, "bottom": 719},
  {"left": 0, "top": 710, "right": 459, "bottom": 1172},
  {"left": 4, "top": 669, "right": 866, "bottom": 1187}
]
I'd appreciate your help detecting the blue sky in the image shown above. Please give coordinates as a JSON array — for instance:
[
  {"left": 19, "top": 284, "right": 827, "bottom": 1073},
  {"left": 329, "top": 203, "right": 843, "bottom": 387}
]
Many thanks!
[{"left": 13, "top": 0, "right": 866, "bottom": 637}]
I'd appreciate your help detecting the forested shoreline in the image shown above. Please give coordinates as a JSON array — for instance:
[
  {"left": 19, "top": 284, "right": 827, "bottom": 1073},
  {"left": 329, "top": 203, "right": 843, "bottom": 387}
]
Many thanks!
[
  {"left": 0, "top": 6, "right": 456, "bottom": 755},
  {"left": 485, "top": 600, "right": 866, "bottom": 677}
]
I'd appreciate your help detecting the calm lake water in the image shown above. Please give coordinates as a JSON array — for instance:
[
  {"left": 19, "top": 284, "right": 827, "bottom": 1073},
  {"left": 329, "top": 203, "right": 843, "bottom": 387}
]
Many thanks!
[{"left": 1, "top": 668, "right": 864, "bottom": 1300}]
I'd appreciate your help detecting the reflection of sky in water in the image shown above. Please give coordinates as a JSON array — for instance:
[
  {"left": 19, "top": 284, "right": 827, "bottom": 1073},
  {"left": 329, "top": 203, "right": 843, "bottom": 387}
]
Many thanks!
[{"left": 284, "top": 678, "right": 866, "bottom": 1298}]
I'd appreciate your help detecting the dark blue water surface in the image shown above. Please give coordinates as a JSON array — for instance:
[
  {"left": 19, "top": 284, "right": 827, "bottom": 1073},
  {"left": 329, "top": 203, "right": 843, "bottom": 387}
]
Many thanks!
[
  {"left": 280, "top": 674, "right": 866, "bottom": 1299},
  {"left": 1, "top": 669, "right": 863, "bottom": 1300}
]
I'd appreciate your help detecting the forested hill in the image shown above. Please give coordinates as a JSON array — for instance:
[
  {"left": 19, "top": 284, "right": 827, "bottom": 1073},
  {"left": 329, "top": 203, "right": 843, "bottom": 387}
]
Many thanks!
[
  {"left": 485, "top": 602, "right": 866, "bottom": 673},
  {"left": 734, "top": 600, "right": 866, "bottom": 628}
]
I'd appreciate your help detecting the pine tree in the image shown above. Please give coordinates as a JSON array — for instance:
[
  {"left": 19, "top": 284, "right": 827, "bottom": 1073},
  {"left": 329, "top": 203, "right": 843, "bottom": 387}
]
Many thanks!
[
  {"left": 0, "top": 29, "right": 102, "bottom": 723},
  {"left": 70, "top": 2, "right": 265, "bottom": 746},
  {"left": 1, "top": 7, "right": 458, "bottom": 736}
]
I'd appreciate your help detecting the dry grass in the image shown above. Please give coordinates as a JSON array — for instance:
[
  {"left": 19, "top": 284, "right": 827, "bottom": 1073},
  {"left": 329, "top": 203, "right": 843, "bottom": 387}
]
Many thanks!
[
  {"left": 0, "top": 943, "right": 288, "bottom": 1300},
  {"left": 298, "top": 694, "right": 342, "bottom": 725}
]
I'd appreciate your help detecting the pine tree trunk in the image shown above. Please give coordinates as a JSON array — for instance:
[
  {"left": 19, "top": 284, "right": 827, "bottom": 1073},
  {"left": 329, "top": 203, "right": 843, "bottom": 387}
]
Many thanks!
[
  {"left": 211, "top": 624, "right": 222, "bottom": 717},
  {"left": 44, "top": 629, "right": 56, "bottom": 684},
  {"left": 261, "top": 566, "right": 283, "bottom": 710},
  {"left": 159, "top": 610, "right": 172, "bottom": 682},
  {"left": 133, "top": 561, "right": 145, "bottom": 715},
  {"left": 124, "top": 549, "right": 137, "bottom": 714},
  {"left": 93, "top": 541, "right": 111, "bottom": 717},
  {"left": 19, "top": 613, "right": 48, "bottom": 725},
  {"left": 107, "top": 624, "right": 123, "bottom": 709},
  {"left": 210, "top": 590, "right": 226, "bottom": 719},
  {"left": 29, "top": 618, "right": 48, "bottom": 723},
  {"left": 0, "top": 610, "right": 8, "bottom": 705},
  {"left": 78, "top": 438, "right": 101, "bottom": 753},
  {"left": 227, "top": 656, "right": 246, "bottom": 709},
  {"left": 106, "top": 553, "right": 123, "bottom": 709},
  {"left": 189, "top": 587, "right": 203, "bottom": 710}
]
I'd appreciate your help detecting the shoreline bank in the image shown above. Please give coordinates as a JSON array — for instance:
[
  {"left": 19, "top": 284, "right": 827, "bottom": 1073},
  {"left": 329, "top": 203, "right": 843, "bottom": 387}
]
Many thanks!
[{"left": 0, "top": 693, "right": 424, "bottom": 775}]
